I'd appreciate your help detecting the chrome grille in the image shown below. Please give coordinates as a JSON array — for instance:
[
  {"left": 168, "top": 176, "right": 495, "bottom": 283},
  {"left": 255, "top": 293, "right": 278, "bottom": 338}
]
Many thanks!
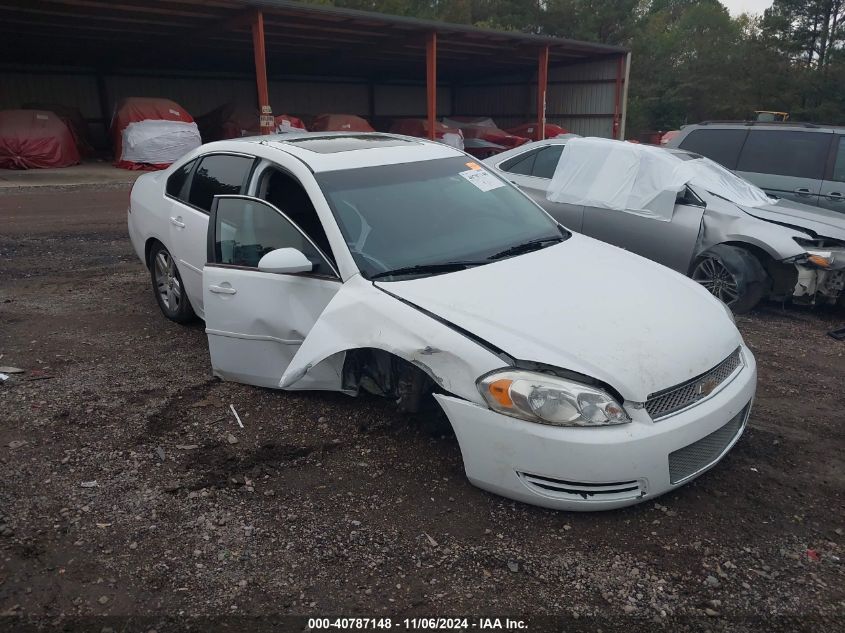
[
  {"left": 668, "top": 403, "right": 750, "bottom": 484},
  {"left": 517, "top": 472, "right": 643, "bottom": 502},
  {"left": 645, "top": 348, "right": 742, "bottom": 420}
]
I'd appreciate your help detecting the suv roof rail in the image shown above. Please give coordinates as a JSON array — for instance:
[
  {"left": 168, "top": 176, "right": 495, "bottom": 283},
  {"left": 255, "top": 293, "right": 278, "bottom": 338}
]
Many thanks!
[{"left": 696, "top": 120, "right": 822, "bottom": 129}]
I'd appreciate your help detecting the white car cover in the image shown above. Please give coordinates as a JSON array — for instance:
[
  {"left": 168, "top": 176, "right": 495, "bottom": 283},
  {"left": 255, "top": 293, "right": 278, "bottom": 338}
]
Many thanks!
[
  {"left": 120, "top": 120, "right": 202, "bottom": 164},
  {"left": 547, "top": 137, "right": 773, "bottom": 221}
]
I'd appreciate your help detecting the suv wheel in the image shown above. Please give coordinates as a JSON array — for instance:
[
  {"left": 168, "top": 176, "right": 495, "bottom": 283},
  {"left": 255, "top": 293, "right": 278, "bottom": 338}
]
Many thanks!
[
  {"left": 691, "top": 245, "right": 767, "bottom": 314},
  {"left": 150, "top": 242, "right": 196, "bottom": 323}
]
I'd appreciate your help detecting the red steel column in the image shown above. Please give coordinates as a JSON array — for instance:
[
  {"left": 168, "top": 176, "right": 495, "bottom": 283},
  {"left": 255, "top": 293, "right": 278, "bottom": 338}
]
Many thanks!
[
  {"left": 537, "top": 45, "right": 549, "bottom": 141},
  {"left": 613, "top": 54, "right": 624, "bottom": 140},
  {"left": 426, "top": 31, "right": 437, "bottom": 140},
  {"left": 252, "top": 10, "right": 273, "bottom": 135}
]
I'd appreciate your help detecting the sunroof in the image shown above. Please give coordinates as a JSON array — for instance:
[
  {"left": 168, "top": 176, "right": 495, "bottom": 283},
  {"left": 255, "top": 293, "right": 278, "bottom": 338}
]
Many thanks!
[{"left": 282, "top": 134, "right": 418, "bottom": 154}]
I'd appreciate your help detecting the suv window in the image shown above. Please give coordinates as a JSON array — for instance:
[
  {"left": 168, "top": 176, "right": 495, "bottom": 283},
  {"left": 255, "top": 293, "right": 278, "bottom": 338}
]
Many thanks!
[
  {"left": 188, "top": 154, "right": 255, "bottom": 212},
  {"left": 166, "top": 159, "right": 196, "bottom": 200},
  {"left": 500, "top": 149, "right": 539, "bottom": 175},
  {"left": 532, "top": 145, "right": 565, "bottom": 179},
  {"left": 678, "top": 129, "right": 747, "bottom": 169},
  {"left": 737, "top": 130, "right": 830, "bottom": 179},
  {"left": 830, "top": 137, "right": 845, "bottom": 183},
  {"left": 211, "top": 197, "right": 334, "bottom": 275}
]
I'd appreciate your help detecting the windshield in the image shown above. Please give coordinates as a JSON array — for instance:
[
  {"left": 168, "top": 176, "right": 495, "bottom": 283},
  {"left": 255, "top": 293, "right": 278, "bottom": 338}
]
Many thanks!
[{"left": 316, "top": 157, "right": 566, "bottom": 279}]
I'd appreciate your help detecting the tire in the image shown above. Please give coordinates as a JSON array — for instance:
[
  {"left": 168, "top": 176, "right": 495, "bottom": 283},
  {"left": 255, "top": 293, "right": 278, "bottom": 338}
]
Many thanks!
[
  {"left": 691, "top": 245, "right": 767, "bottom": 314},
  {"left": 149, "top": 242, "right": 196, "bottom": 324}
]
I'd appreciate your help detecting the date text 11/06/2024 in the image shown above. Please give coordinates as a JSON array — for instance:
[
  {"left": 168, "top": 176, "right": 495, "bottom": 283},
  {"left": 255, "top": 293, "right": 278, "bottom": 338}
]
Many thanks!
[{"left": 307, "top": 618, "right": 528, "bottom": 630}]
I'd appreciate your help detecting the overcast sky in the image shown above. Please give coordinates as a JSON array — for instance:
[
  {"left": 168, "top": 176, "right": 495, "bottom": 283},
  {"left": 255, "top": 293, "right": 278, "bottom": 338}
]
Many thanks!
[{"left": 721, "top": 0, "right": 774, "bottom": 16}]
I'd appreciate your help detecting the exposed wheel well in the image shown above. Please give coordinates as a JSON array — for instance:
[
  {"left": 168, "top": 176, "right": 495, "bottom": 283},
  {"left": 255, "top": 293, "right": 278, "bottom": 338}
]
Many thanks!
[
  {"left": 144, "top": 237, "right": 164, "bottom": 270},
  {"left": 720, "top": 240, "right": 795, "bottom": 298},
  {"left": 341, "top": 348, "right": 446, "bottom": 414}
]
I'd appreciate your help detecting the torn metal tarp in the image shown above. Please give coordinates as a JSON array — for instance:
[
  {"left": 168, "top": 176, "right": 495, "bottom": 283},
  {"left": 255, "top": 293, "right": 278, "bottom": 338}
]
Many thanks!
[{"left": 547, "top": 137, "right": 773, "bottom": 221}]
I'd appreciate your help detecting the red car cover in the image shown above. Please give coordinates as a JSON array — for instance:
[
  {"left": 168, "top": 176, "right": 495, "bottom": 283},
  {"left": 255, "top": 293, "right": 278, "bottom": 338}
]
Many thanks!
[
  {"left": 112, "top": 97, "right": 195, "bottom": 170},
  {"left": 0, "top": 109, "right": 80, "bottom": 169},
  {"left": 24, "top": 103, "right": 95, "bottom": 156},
  {"left": 506, "top": 122, "right": 569, "bottom": 141},
  {"left": 442, "top": 117, "right": 528, "bottom": 157},
  {"left": 311, "top": 114, "right": 374, "bottom": 133}
]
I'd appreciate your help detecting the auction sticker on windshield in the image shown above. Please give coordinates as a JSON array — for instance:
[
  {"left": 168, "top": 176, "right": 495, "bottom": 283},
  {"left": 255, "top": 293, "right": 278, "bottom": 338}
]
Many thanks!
[{"left": 459, "top": 168, "right": 505, "bottom": 192}]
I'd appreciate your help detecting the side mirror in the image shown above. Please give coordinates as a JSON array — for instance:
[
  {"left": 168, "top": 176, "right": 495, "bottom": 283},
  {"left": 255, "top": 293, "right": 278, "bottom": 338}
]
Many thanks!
[{"left": 257, "top": 248, "right": 313, "bottom": 274}]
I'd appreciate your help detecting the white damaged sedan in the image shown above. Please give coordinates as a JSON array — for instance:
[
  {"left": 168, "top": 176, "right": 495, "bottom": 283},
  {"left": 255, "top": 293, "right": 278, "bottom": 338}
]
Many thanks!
[{"left": 128, "top": 132, "right": 756, "bottom": 511}]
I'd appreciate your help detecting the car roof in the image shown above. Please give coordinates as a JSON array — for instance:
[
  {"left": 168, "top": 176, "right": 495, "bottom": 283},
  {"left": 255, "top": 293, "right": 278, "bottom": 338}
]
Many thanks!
[
  {"left": 681, "top": 121, "right": 844, "bottom": 133},
  {"left": 205, "top": 132, "right": 464, "bottom": 172}
]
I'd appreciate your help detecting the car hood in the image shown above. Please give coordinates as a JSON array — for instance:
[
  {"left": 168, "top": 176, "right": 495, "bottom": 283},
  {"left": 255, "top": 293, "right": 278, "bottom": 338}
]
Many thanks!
[
  {"left": 376, "top": 234, "right": 742, "bottom": 402},
  {"left": 741, "top": 199, "right": 845, "bottom": 242}
]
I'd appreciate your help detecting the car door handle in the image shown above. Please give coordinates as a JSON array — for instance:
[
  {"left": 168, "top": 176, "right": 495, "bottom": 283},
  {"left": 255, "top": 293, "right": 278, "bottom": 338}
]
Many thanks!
[
  {"left": 169, "top": 216, "right": 186, "bottom": 228},
  {"left": 827, "top": 191, "right": 844, "bottom": 200},
  {"left": 793, "top": 188, "right": 812, "bottom": 196},
  {"left": 208, "top": 284, "right": 236, "bottom": 295}
]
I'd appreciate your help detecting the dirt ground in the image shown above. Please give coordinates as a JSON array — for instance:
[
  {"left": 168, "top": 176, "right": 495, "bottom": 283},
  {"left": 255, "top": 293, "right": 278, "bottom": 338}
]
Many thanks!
[{"left": 0, "top": 187, "right": 843, "bottom": 632}]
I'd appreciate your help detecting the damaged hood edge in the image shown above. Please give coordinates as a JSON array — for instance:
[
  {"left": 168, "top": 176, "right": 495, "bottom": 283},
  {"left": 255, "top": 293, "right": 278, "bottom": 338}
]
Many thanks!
[{"left": 374, "top": 236, "right": 742, "bottom": 402}]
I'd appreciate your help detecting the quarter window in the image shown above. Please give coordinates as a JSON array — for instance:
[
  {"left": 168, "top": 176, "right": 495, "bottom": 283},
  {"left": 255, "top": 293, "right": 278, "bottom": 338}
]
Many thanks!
[
  {"left": 678, "top": 129, "right": 747, "bottom": 169},
  {"left": 188, "top": 155, "right": 255, "bottom": 212},
  {"left": 165, "top": 159, "right": 196, "bottom": 200},
  {"left": 211, "top": 197, "right": 333, "bottom": 275},
  {"left": 737, "top": 130, "right": 830, "bottom": 179}
]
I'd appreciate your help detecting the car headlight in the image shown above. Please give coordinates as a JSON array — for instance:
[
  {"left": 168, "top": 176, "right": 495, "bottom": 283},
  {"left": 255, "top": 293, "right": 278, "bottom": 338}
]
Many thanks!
[
  {"left": 804, "top": 249, "right": 834, "bottom": 269},
  {"left": 477, "top": 370, "right": 630, "bottom": 427}
]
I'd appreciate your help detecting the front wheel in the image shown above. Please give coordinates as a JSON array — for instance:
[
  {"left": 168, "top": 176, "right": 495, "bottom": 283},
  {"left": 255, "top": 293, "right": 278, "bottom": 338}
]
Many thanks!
[
  {"left": 149, "top": 242, "right": 196, "bottom": 324},
  {"left": 691, "top": 245, "right": 767, "bottom": 314}
]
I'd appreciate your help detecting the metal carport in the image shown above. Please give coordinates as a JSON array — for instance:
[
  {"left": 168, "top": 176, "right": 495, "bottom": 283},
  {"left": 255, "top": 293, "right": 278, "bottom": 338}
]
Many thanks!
[{"left": 0, "top": 0, "right": 630, "bottom": 146}]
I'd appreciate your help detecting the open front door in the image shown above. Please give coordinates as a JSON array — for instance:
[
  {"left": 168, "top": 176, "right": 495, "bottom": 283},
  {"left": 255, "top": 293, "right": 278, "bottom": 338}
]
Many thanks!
[{"left": 202, "top": 195, "right": 343, "bottom": 389}]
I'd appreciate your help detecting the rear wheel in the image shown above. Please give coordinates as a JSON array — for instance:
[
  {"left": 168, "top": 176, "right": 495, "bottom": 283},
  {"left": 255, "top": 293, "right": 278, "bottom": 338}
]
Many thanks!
[
  {"left": 691, "top": 245, "right": 767, "bottom": 314},
  {"left": 149, "top": 242, "right": 196, "bottom": 323}
]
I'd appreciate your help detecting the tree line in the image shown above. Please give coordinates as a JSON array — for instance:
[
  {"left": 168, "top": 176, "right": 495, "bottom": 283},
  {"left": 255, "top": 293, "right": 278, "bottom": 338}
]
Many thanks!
[{"left": 312, "top": 0, "right": 845, "bottom": 136}]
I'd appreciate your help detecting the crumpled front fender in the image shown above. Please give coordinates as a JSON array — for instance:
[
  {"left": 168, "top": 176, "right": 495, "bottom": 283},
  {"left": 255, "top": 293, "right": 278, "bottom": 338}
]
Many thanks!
[{"left": 279, "top": 275, "right": 508, "bottom": 405}]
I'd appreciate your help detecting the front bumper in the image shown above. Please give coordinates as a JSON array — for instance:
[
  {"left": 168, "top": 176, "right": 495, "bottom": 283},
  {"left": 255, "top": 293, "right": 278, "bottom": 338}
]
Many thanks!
[{"left": 435, "top": 346, "right": 757, "bottom": 511}]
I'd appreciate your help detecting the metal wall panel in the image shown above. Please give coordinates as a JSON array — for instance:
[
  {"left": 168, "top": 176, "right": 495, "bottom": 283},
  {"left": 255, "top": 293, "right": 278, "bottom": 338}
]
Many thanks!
[
  {"left": 0, "top": 72, "right": 100, "bottom": 117},
  {"left": 453, "top": 83, "right": 529, "bottom": 118},
  {"left": 550, "top": 116, "right": 613, "bottom": 137},
  {"left": 105, "top": 75, "right": 255, "bottom": 118},
  {"left": 453, "top": 57, "right": 620, "bottom": 137},
  {"left": 269, "top": 81, "right": 369, "bottom": 116},
  {"left": 374, "top": 84, "right": 451, "bottom": 117},
  {"left": 549, "top": 58, "right": 618, "bottom": 82}
]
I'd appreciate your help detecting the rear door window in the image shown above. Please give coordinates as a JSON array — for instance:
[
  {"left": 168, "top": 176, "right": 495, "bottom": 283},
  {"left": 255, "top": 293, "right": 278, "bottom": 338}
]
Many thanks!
[
  {"left": 737, "top": 130, "right": 830, "bottom": 179},
  {"left": 531, "top": 145, "right": 565, "bottom": 179},
  {"left": 678, "top": 128, "right": 747, "bottom": 169},
  {"left": 166, "top": 159, "right": 196, "bottom": 201},
  {"left": 187, "top": 154, "right": 255, "bottom": 212}
]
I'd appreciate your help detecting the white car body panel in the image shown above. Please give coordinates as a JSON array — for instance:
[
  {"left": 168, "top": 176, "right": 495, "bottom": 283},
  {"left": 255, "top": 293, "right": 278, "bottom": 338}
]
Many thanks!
[
  {"left": 375, "top": 235, "right": 739, "bottom": 402},
  {"left": 279, "top": 274, "right": 506, "bottom": 404},
  {"left": 128, "top": 132, "right": 758, "bottom": 511},
  {"left": 203, "top": 265, "right": 343, "bottom": 390},
  {"left": 437, "top": 343, "right": 755, "bottom": 511}
]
